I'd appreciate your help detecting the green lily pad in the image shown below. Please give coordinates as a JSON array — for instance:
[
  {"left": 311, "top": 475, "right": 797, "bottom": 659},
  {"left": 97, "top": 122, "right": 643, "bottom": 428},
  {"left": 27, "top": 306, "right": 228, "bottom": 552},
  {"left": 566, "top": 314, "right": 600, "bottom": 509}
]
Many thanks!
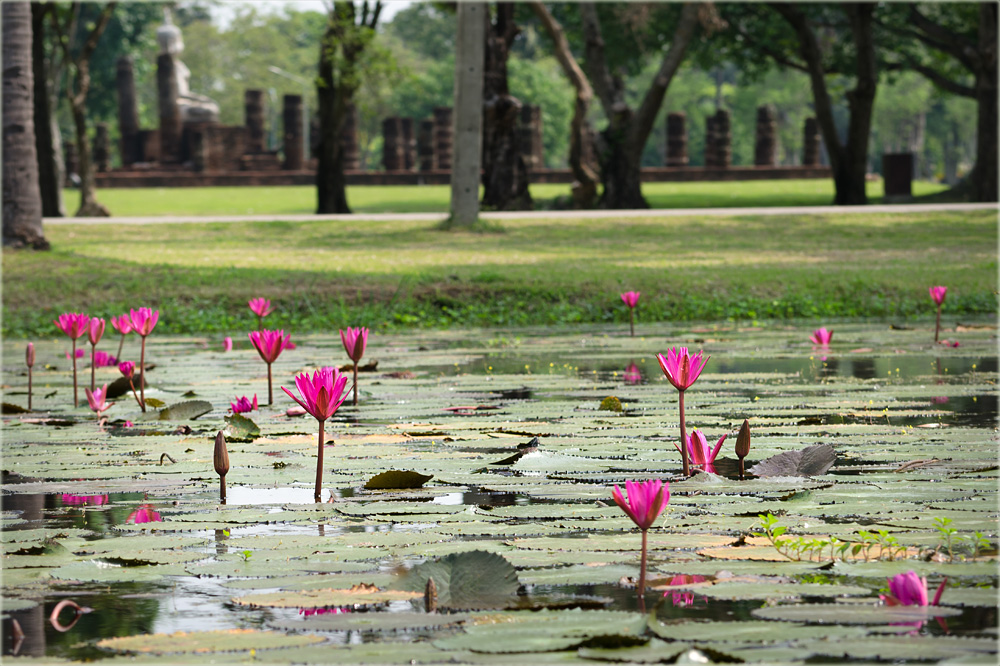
[
  {"left": 392, "top": 550, "right": 520, "bottom": 610},
  {"left": 752, "top": 602, "right": 963, "bottom": 624},
  {"left": 97, "top": 628, "right": 325, "bottom": 654},
  {"left": 224, "top": 413, "right": 260, "bottom": 442}
]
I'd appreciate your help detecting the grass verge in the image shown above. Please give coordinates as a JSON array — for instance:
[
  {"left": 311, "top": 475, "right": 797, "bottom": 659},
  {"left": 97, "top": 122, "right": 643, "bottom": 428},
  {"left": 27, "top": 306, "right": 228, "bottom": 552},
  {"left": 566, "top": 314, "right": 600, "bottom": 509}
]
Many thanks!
[
  {"left": 3, "top": 209, "right": 995, "bottom": 338},
  {"left": 60, "top": 179, "right": 950, "bottom": 217}
]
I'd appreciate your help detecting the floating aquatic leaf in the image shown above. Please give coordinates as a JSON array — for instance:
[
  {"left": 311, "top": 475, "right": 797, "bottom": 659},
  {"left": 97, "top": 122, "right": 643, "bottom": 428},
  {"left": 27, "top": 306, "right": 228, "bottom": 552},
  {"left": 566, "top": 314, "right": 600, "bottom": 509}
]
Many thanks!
[
  {"left": 392, "top": 550, "right": 520, "bottom": 610},
  {"left": 159, "top": 400, "right": 213, "bottom": 421},
  {"left": 752, "top": 602, "right": 962, "bottom": 624},
  {"left": 232, "top": 585, "right": 421, "bottom": 609},
  {"left": 749, "top": 444, "right": 837, "bottom": 478},
  {"left": 364, "top": 470, "right": 434, "bottom": 490},
  {"left": 97, "top": 628, "right": 324, "bottom": 654},
  {"left": 223, "top": 413, "right": 260, "bottom": 442},
  {"left": 269, "top": 611, "right": 471, "bottom": 633}
]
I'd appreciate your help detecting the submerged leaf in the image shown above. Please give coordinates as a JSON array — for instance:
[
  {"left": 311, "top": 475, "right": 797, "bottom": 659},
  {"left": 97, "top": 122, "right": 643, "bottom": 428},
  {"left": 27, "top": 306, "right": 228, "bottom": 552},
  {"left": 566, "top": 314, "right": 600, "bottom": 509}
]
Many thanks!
[
  {"left": 224, "top": 413, "right": 260, "bottom": 442},
  {"left": 364, "top": 470, "right": 434, "bottom": 490},
  {"left": 750, "top": 444, "right": 837, "bottom": 478},
  {"left": 391, "top": 550, "right": 520, "bottom": 610}
]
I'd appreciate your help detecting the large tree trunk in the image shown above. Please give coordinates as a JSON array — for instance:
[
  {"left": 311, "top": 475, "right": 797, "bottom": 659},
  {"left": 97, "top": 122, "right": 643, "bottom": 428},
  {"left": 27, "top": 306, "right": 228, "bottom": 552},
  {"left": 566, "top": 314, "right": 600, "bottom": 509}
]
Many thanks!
[
  {"left": 773, "top": 2, "right": 875, "bottom": 206},
  {"left": 315, "top": 2, "right": 382, "bottom": 214},
  {"left": 481, "top": 3, "right": 531, "bottom": 211},
  {"left": 530, "top": 1, "right": 598, "bottom": 209},
  {"left": 31, "top": 3, "right": 64, "bottom": 218},
  {"left": 582, "top": 3, "right": 700, "bottom": 209},
  {"left": 971, "top": 2, "right": 998, "bottom": 202},
  {"left": 3, "top": 1, "right": 48, "bottom": 249},
  {"left": 316, "top": 17, "right": 351, "bottom": 214}
]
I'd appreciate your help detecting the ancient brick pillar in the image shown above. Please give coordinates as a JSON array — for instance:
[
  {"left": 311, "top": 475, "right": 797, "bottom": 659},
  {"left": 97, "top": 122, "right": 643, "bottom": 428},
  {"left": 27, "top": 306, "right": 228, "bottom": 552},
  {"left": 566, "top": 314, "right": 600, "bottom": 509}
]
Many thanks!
[
  {"left": 803, "top": 116, "right": 820, "bottom": 166},
  {"left": 713, "top": 109, "right": 732, "bottom": 168},
  {"left": 190, "top": 128, "right": 206, "bottom": 172},
  {"left": 116, "top": 56, "right": 140, "bottom": 165},
  {"left": 282, "top": 94, "right": 304, "bottom": 170},
  {"left": 400, "top": 117, "right": 416, "bottom": 171},
  {"left": 341, "top": 104, "right": 360, "bottom": 170},
  {"left": 704, "top": 115, "right": 717, "bottom": 167},
  {"left": 433, "top": 106, "right": 453, "bottom": 171},
  {"left": 418, "top": 118, "right": 436, "bottom": 171},
  {"left": 665, "top": 112, "right": 687, "bottom": 166},
  {"left": 93, "top": 123, "right": 110, "bottom": 172},
  {"left": 754, "top": 105, "right": 777, "bottom": 166},
  {"left": 382, "top": 117, "right": 404, "bottom": 171},
  {"left": 157, "top": 53, "right": 182, "bottom": 163},
  {"left": 244, "top": 90, "right": 266, "bottom": 154}
]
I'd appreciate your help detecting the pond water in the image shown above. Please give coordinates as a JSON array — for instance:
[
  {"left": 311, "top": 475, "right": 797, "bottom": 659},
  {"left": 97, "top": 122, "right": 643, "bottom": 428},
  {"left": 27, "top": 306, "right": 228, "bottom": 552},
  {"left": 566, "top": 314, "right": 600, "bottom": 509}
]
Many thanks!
[{"left": 2, "top": 321, "right": 997, "bottom": 663}]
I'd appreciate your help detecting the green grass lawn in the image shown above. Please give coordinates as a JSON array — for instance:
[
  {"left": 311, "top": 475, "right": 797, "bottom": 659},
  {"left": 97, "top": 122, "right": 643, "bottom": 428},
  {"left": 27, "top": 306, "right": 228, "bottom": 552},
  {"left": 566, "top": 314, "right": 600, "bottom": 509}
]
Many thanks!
[
  {"left": 4, "top": 208, "right": 995, "bottom": 337},
  {"left": 61, "top": 179, "right": 950, "bottom": 217}
]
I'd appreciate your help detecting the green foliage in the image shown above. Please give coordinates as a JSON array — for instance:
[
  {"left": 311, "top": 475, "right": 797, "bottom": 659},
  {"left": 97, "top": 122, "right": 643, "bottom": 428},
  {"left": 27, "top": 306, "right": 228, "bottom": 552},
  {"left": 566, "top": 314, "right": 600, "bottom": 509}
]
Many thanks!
[{"left": 391, "top": 550, "right": 520, "bottom": 610}]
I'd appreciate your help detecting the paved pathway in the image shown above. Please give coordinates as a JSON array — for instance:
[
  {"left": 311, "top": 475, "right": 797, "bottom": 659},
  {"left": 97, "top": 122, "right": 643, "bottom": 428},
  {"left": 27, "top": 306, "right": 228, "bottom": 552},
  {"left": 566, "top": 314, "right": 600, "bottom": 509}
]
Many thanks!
[{"left": 45, "top": 202, "right": 997, "bottom": 225}]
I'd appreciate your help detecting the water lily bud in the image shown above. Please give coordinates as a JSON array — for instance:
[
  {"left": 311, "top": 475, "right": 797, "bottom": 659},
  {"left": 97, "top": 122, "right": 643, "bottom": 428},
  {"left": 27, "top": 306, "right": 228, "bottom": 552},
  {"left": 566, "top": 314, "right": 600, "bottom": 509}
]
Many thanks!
[
  {"left": 425, "top": 577, "right": 438, "bottom": 613},
  {"left": 25, "top": 343, "right": 35, "bottom": 368},
  {"left": 214, "top": 431, "right": 230, "bottom": 477},
  {"left": 735, "top": 419, "right": 751, "bottom": 459}
]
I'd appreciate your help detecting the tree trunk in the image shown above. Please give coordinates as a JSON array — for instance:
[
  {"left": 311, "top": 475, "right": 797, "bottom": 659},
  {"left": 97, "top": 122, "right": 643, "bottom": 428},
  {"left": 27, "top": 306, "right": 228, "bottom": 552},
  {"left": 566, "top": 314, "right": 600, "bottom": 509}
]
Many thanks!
[
  {"left": 71, "top": 96, "right": 109, "bottom": 217},
  {"left": 971, "top": 2, "right": 998, "bottom": 202},
  {"left": 481, "top": 3, "right": 531, "bottom": 211},
  {"left": 773, "top": 2, "right": 874, "bottom": 206},
  {"left": 582, "top": 3, "right": 700, "bottom": 210},
  {"left": 31, "top": 3, "right": 64, "bottom": 218},
  {"left": 529, "top": 1, "right": 598, "bottom": 208},
  {"left": 2, "top": 1, "right": 48, "bottom": 249},
  {"left": 316, "top": 19, "right": 351, "bottom": 214}
]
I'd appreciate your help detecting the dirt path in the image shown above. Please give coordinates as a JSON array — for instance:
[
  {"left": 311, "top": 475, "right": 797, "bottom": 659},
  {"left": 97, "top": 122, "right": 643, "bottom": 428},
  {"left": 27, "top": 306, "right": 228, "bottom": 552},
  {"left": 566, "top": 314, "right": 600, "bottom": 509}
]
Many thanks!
[{"left": 46, "top": 202, "right": 997, "bottom": 225}]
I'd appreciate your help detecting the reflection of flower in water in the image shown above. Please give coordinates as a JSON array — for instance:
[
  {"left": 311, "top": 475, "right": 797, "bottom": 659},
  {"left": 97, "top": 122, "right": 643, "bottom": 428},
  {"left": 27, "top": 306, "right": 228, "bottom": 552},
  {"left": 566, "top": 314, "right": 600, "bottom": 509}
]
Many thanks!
[
  {"left": 61, "top": 494, "right": 109, "bottom": 506},
  {"left": 126, "top": 504, "right": 162, "bottom": 523},
  {"left": 663, "top": 574, "right": 708, "bottom": 607},
  {"left": 299, "top": 607, "right": 352, "bottom": 617},
  {"left": 930, "top": 396, "right": 949, "bottom": 404},
  {"left": 879, "top": 570, "right": 949, "bottom": 633},
  {"left": 624, "top": 362, "right": 642, "bottom": 385}
]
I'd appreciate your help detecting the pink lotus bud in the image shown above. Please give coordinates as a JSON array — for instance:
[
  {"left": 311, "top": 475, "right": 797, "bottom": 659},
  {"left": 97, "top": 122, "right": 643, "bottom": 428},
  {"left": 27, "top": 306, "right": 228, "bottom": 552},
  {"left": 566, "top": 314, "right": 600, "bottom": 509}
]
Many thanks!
[{"left": 25, "top": 343, "right": 35, "bottom": 368}]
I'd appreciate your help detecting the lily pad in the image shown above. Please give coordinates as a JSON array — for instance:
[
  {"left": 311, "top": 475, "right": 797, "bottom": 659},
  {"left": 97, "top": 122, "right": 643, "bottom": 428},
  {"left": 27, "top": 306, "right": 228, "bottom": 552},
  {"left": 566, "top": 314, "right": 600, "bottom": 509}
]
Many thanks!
[
  {"left": 392, "top": 550, "right": 520, "bottom": 610},
  {"left": 223, "top": 413, "right": 260, "bottom": 442},
  {"left": 364, "top": 470, "right": 434, "bottom": 490},
  {"left": 97, "top": 628, "right": 325, "bottom": 654},
  {"left": 751, "top": 602, "right": 963, "bottom": 624}
]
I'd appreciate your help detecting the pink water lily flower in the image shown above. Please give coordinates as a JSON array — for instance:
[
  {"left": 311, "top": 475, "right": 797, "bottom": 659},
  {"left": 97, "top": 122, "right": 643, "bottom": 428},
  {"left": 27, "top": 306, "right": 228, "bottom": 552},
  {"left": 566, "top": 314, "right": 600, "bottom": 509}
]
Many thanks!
[
  {"left": 340, "top": 327, "right": 368, "bottom": 364},
  {"left": 657, "top": 347, "right": 709, "bottom": 392},
  {"left": 87, "top": 318, "right": 105, "bottom": 346},
  {"left": 340, "top": 327, "right": 369, "bottom": 406},
  {"left": 249, "top": 298, "right": 273, "bottom": 318},
  {"left": 119, "top": 361, "right": 135, "bottom": 378},
  {"left": 613, "top": 479, "right": 670, "bottom": 531},
  {"left": 929, "top": 286, "right": 947, "bottom": 306},
  {"left": 85, "top": 384, "right": 113, "bottom": 416},
  {"left": 621, "top": 291, "right": 640, "bottom": 337},
  {"left": 612, "top": 479, "right": 670, "bottom": 613},
  {"left": 92, "top": 351, "right": 118, "bottom": 368},
  {"left": 129, "top": 308, "right": 159, "bottom": 337},
  {"left": 126, "top": 504, "right": 162, "bottom": 524},
  {"left": 55, "top": 312, "right": 90, "bottom": 408},
  {"left": 810, "top": 327, "right": 833, "bottom": 346},
  {"left": 231, "top": 395, "right": 259, "bottom": 414},
  {"left": 657, "top": 347, "right": 709, "bottom": 476},
  {"left": 223, "top": 336, "right": 233, "bottom": 352},
  {"left": 110, "top": 314, "right": 132, "bottom": 335},
  {"left": 66, "top": 349, "right": 85, "bottom": 360},
  {"left": 676, "top": 430, "right": 726, "bottom": 470},
  {"left": 55, "top": 312, "right": 90, "bottom": 339},
  {"left": 282, "top": 367, "right": 350, "bottom": 502},
  {"left": 621, "top": 291, "right": 640, "bottom": 308},
  {"left": 249, "top": 329, "right": 290, "bottom": 405},
  {"left": 881, "top": 571, "right": 947, "bottom": 607}
]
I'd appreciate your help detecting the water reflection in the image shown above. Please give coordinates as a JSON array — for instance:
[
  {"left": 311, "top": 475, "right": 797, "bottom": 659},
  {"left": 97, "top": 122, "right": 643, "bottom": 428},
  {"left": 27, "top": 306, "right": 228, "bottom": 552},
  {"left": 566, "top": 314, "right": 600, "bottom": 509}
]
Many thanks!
[
  {"left": 125, "top": 504, "right": 162, "bottom": 524},
  {"left": 624, "top": 362, "right": 642, "bottom": 385},
  {"left": 661, "top": 574, "right": 709, "bottom": 608}
]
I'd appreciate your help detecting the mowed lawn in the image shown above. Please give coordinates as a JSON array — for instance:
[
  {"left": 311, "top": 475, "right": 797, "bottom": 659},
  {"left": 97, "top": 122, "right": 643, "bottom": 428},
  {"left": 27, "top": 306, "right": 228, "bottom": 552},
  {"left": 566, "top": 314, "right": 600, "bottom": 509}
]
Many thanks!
[
  {"left": 3, "top": 207, "right": 995, "bottom": 337},
  {"left": 61, "top": 179, "right": 950, "bottom": 217}
]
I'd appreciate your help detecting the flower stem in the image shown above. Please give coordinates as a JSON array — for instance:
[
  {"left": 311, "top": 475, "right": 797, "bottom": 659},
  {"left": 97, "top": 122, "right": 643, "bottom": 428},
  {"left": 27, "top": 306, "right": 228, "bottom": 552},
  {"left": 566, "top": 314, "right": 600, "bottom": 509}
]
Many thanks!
[
  {"left": 679, "top": 389, "right": 689, "bottom": 476},
  {"left": 267, "top": 362, "right": 273, "bottom": 405},
  {"left": 935, "top": 304, "right": 942, "bottom": 343},
  {"left": 314, "top": 419, "right": 326, "bottom": 502},
  {"left": 28, "top": 367, "right": 32, "bottom": 411},
  {"left": 638, "top": 528, "right": 648, "bottom": 613},
  {"left": 629, "top": 309, "right": 634, "bottom": 338},
  {"left": 90, "top": 343, "right": 96, "bottom": 393},
  {"left": 116, "top": 333, "right": 125, "bottom": 361},
  {"left": 139, "top": 336, "right": 146, "bottom": 411},
  {"left": 71, "top": 338, "right": 79, "bottom": 408},
  {"left": 128, "top": 377, "right": 142, "bottom": 410},
  {"left": 352, "top": 362, "right": 358, "bottom": 406}
]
